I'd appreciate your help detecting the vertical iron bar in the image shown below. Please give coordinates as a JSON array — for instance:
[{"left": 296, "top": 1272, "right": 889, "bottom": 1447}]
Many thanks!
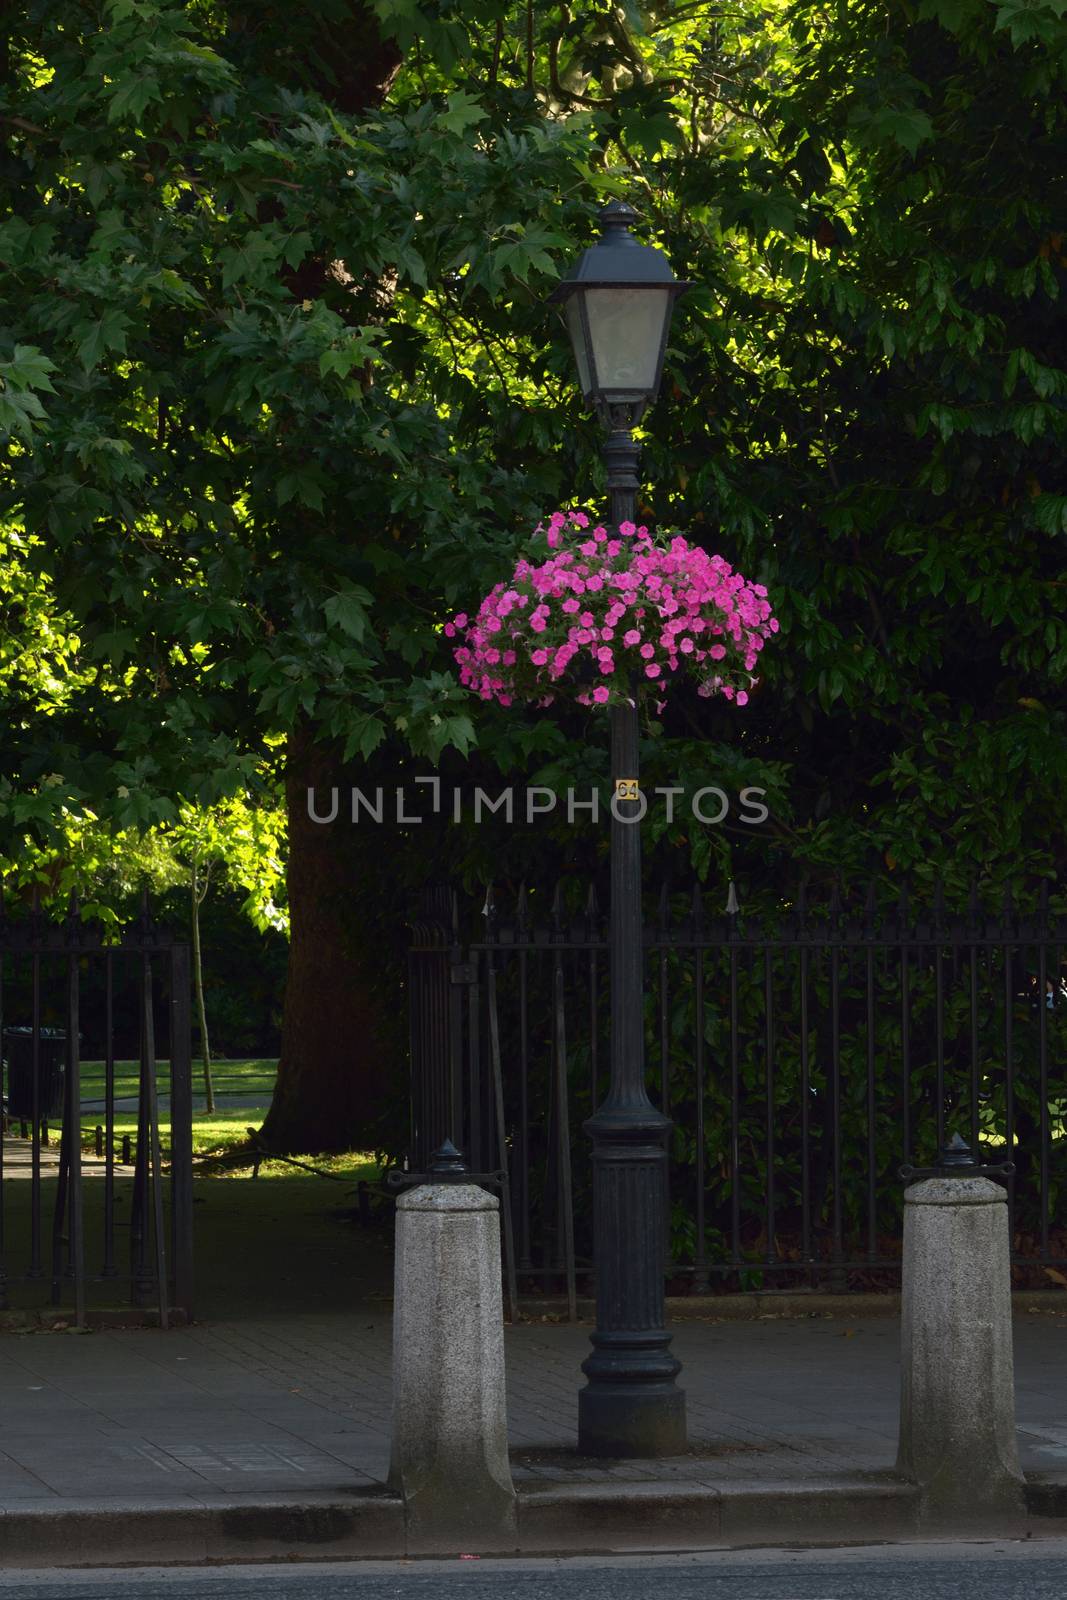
[
  {"left": 143, "top": 954, "right": 169, "bottom": 1330},
  {"left": 830, "top": 942, "right": 843, "bottom": 1270},
  {"left": 866, "top": 945, "right": 877, "bottom": 1263},
  {"left": 553, "top": 948, "right": 577, "bottom": 1321},
  {"left": 468, "top": 968, "right": 482, "bottom": 1173},
  {"left": 729, "top": 945, "right": 740, "bottom": 1269},
  {"left": 0, "top": 941, "right": 6, "bottom": 1311},
  {"left": 1004, "top": 941, "right": 1015, "bottom": 1248},
  {"left": 102, "top": 952, "right": 116, "bottom": 1277},
  {"left": 169, "top": 944, "right": 194, "bottom": 1320},
  {"left": 68, "top": 950, "right": 85, "bottom": 1329},
  {"left": 970, "top": 943, "right": 980, "bottom": 1154},
  {"left": 900, "top": 944, "right": 911, "bottom": 1168},
  {"left": 448, "top": 954, "right": 464, "bottom": 1157},
  {"left": 130, "top": 961, "right": 151, "bottom": 1307},
  {"left": 590, "top": 945, "right": 599, "bottom": 1114},
  {"left": 935, "top": 944, "right": 946, "bottom": 1152},
  {"left": 517, "top": 947, "right": 531, "bottom": 1273},
  {"left": 50, "top": 1101, "right": 70, "bottom": 1305},
  {"left": 659, "top": 943, "right": 670, "bottom": 1263},
  {"left": 1038, "top": 939, "right": 1050, "bottom": 1259},
  {"left": 799, "top": 945, "right": 812, "bottom": 1272},
  {"left": 693, "top": 947, "right": 708, "bottom": 1290},
  {"left": 29, "top": 952, "right": 42, "bottom": 1278},
  {"left": 764, "top": 948, "right": 775, "bottom": 1265},
  {"left": 486, "top": 949, "right": 519, "bottom": 1323}
]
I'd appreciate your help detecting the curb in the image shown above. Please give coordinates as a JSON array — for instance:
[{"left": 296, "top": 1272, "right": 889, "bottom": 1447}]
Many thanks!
[
  {"left": 516, "top": 1289, "right": 1067, "bottom": 1322},
  {"left": 2, "top": 1477, "right": 1066, "bottom": 1567}
]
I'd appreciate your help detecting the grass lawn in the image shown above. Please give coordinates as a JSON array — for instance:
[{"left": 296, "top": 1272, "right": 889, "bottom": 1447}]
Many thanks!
[
  {"left": 80, "top": 1057, "right": 268, "bottom": 1165},
  {"left": 75, "top": 1056, "right": 380, "bottom": 1179}
]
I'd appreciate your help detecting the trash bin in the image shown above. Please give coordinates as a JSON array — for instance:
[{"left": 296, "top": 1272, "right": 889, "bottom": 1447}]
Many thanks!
[{"left": 2, "top": 1027, "right": 68, "bottom": 1120}]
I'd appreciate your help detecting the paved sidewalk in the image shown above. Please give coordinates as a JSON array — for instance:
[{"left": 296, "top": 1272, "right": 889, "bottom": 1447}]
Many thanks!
[{"left": 0, "top": 1310, "right": 1066, "bottom": 1503}]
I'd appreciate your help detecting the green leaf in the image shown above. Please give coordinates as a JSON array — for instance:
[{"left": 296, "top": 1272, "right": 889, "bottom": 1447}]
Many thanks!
[
  {"left": 76, "top": 309, "right": 131, "bottom": 372},
  {"left": 324, "top": 587, "right": 372, "bottom": 641},
  {"left": 1033, "top": 495, "right": 1067, "bottom": 535},
  {"left": 437, "top": 90, "right": 488, "bottom": 137},
  {"left": 106, "top": 73, "right": 163, "bottom": 124}
]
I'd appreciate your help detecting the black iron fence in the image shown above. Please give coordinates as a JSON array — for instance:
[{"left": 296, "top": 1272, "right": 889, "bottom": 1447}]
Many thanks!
[
  {"left": 0, "top": 895, "right": 193, "bottom": 1327},
  {"left": 406, "top": 880, "right": 1067, "bottom": 1302}
]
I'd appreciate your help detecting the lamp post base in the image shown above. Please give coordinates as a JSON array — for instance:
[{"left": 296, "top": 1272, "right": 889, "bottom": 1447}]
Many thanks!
[
  {"left": 578, "top": 1360, "right": 686, "bottom": 1458},
  {"left": 577, "top": 1115, "right": 687, "bottom": 1458}
]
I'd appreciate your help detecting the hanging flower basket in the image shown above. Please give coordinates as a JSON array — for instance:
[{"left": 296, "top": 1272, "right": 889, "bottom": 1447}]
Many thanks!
[{"left": 447, "top": 510, "right": 778, "bottom": 709}]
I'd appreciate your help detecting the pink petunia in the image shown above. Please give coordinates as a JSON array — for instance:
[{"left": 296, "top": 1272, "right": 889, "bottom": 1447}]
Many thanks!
[{"left": 593, "top": 685, "right": 610, "bottom": 704}]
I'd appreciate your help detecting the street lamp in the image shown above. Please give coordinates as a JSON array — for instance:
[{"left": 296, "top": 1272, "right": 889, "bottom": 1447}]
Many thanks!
[{"left": 550, "top": 200, "right": 690, "bottom": 1457}]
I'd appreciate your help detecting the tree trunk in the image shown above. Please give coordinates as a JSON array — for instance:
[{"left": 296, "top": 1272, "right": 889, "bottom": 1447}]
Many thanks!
[
  {"left": 260, "top": 724, "right": 391, "bottom": 1153},
  {"left": 255, "top": 9, "right": 404, "bottom": 1155}
]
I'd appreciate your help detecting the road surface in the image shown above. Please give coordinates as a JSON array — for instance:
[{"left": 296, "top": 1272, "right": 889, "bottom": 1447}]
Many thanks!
[{"left": 0, "top": 1541, "right": 1065, "bottom": 1598}]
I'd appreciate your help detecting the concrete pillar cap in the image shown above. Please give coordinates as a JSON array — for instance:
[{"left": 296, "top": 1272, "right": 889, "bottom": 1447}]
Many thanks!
[
  {"left": 397, "top": 1183, "right": 499, "bottom": 1213},
  {"left": 904, "top": 1176, "right": 1006, "bottom": 1206}
]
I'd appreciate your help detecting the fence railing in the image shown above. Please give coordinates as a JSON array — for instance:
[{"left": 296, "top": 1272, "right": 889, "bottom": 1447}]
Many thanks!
[
  {"left": 0, "top": 894, "right": 193, "bottom": 1327},
  {"left": 406, "top": 880, "right": 1067, "bottom": 1302}
]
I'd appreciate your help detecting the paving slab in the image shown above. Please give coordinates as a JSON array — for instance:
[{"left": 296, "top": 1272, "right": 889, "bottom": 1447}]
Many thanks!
[{"left": 0, "top": 1309, "right": 1064, "bottom": 1561}]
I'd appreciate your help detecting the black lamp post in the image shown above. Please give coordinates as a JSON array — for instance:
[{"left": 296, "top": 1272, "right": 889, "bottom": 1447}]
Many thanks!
[{"left": 550, "top": 200, "right": 690, "bottom": 1457}]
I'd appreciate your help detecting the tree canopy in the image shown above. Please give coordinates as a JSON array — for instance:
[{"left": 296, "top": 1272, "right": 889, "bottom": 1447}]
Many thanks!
[{"left": 3, "top": 0, "right": 1066, "bottom": 1147}]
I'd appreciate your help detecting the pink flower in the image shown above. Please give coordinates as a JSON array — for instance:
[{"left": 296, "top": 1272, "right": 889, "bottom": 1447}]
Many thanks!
[
  {"left": 450, "top": 507, "right": 775, "bottom": 711},
  {"left": 593, "top": 685, "right": 610, "bottom": 704}
]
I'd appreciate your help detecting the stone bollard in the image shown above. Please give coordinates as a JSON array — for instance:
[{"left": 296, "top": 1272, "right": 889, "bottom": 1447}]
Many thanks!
[
  {"left": 896, "top": 1142, "right": 1025, "bottom": 1526},
  {"left": 389, "top": 1177, "right": 516, "bottom": 1554}
]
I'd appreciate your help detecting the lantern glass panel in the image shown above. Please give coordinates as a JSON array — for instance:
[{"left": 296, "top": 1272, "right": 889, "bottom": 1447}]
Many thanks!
[
  {"left": 584, "top": 286, "right": 672, "bottom": 398},
  {"left": 564, "top": 296, "right": 593, "bottom": 397}
]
